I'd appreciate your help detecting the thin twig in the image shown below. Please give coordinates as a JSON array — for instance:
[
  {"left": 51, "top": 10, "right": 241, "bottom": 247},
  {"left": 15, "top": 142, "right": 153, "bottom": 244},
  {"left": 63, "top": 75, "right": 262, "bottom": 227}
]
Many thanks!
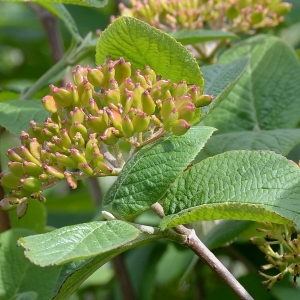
[{"left": 112, "top": 254, "right": 137, "bottom": 300}]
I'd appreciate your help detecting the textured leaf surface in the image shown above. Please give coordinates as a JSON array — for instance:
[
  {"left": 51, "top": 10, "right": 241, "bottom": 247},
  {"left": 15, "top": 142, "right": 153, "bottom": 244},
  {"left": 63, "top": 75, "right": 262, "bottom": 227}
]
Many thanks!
[
  {"left": 196, "top": 129, "right": 300, "bottom": 161},
  {"left": 103, "top": 126, "right": 216, "bottom": 217},
  {"left": 18, "top": 220, "right": 141, "bottom": 267},
  {"left": 161, "top": 151, "right": 300, "bottom": 230},
  {"left": 0, "top": 100, "right": 48, "bottom": 136},
  {"left": 170, "top": 30, "right": 239, "bottom": 45},
  {"left": 0, "top": 229, "right": 59, "bottom": 300},
  {"left": 199, "top": 57, "right": 248, "bottom": 121},
  {"left": 96, "top": 17, "right": 204, "bottom": 88},
  {"left": 201, "top": 35, "right": 300, "bottom": 132},
  {"left": 52, "top": 233, "right": 160, "bottom": 299},
  {"left": 0, "top": 0, "right": 107, "bottom": 7}
]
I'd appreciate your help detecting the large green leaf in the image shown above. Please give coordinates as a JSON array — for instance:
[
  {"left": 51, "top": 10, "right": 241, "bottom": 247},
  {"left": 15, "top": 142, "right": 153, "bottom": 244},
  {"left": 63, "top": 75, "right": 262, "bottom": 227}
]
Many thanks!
[
  {"left": 51, "top": 233, "right": 161, "bottom": 300},
  {"left": 18, "top": 220, "right": 141, "bottom": 267},
  {"left": 0, "top": 229, "right": 59, "bottom": 300},
  {"left": 199, "top": 57, "right": 248, "bottom": 121},
  {"left": 161, "top": 151, "right": 300, "bottom": 230},
  {"left": 196, "top": 129, "right": 300, "bottom": 161},
  {"left": 103, "top": 126, "right": 216, "bottom": 217},
  {"left": 170, "top": 30, "right": 239, "bottom": 45},
  {"left": 0, "top": 100, "right": 48, "bottom": 136},
  {"left": 0, "top": 0, "right": 108, "bottom": 8},
  {"left": 96, "top": 17, "right": 204, "bottom": 89},
  {"left": 201, "top": 35, "right": 300, "bottom": 132}
]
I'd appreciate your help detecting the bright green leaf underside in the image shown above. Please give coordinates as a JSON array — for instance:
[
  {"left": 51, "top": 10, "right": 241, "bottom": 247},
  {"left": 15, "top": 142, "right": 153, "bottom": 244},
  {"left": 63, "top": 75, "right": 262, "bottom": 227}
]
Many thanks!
[
  {"left": 0, "top": 0, "right": 108, "bottom": 7},
  {"left": 160, "top": 203, "right": 294, "bottom": 230},
  {"left": 170, "top": 29, "right": 239, "bottom": 45},
  {"left": 96, "top": 17, "right": 204, "bottom": 89},
  {"left": 18, "top": 220, "right": 141, "bottom": 267},
  {"left": 162, "top": 151, "right": 300, "bottom": 229},
  {"left": 103, "top": 126, "right": 216, "bottom": 217},
  {"left": 0, "top": 100, "right": 48, "bottom": 136}
]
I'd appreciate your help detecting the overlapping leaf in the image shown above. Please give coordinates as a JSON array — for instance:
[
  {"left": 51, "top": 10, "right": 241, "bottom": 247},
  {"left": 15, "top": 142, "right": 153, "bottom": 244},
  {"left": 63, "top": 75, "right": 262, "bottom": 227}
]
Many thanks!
[
  {"left": 161, "top": 151, "right": 300, "bottom": 230},
  {"left": 18, "top": 220, "right": 141, "bottom": 267},
  {"left": 96, "top": 17, "right": 204, "bottom": 89},
  {"left": 103, "top": 126, "right": 216, "bottom": 217},
  {"left": 0, "top": 0, "right": 107, "bottom": 7}
]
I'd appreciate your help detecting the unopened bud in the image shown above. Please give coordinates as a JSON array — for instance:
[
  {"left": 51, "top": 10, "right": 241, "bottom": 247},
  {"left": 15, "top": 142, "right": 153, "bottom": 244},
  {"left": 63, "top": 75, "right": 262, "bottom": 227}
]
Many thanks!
[
  {"left": 114, "top": 57, "right": 131, "bottom": 84},
  {"left": 87, "top": 67, "right": 105, "bottom": 87},
  {"left": 50, "top": 85, "right": 73, "bottom": 108},
  {"left": 20, "top": 177, "right": 42, "bottom": 193},
  {"left": 132, "top": 112, "right": 150, "bottom": 132},
  {"left": 42, "top": 95, "right": 58, "bottom": 113},
  {"left": 171, "top": 119, "right": 191, "bottom": 136}
]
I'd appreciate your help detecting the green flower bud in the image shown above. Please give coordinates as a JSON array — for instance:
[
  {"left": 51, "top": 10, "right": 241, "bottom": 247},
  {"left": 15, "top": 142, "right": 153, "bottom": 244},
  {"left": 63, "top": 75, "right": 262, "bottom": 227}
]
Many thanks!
[
  {"left": 249, "top": 236, "right": 267, "bottom": 247},
  {"left": 50, "top": 85, "right": 73, "bottom": 108},
  {"left": 70, "top": 148, "right": 88, "bottom": 164},
  {"left": 187, "top": 85, "right": 200, "bottom": 103},
  {"left": 237, "top": 0, "right": 249, "bottom": 9},
  {"left": 119, "top": 78, "right": 135, "bottom": 94},
  {"left": 60, "top": 128, "right": 72, "bottom": 149},
  {"left": 150, "top": 115, "right": 163, "bottom": 127},
  {"left": 170, "top": 80, "right": 187, "bottom": 98},
  {"left": 20, "top": 146, "right": 41, "bottom": 167},
  {"left": 163, "top": 108, "right": 178, "bottom": 131},
  {"left": 87, "top": 98, "right": 99, "bottom": 116},
  {"left": 132, "top": 83, "right": 145, "bottom": 108},
  {"left": 67, "top": 83, "right": 81, "bottom": 108},
  {"left": 69, "top": 122, "right": 89, "bottom": 141},
  {"left": 80, "top": 86, "right": 94, "bottom": 107},
  {"left": 104, "top": 89, "right": 121, "bottom": 106},
  {"left": 275, "top": 261, "right": 288, "bottom": 272},
  {"left": 87, "top": 67, "right": 105, "bottom": 87},
  {"left": 55, "top": 152, "right": 78, "bottom": 169},
  {"left": 64, "top": 171, "right": 78, "bottom": 189},
  {"left": 42, "top": 95, "right": 58, "bottom": 113},
  {"left": 114, "top": 57, "right": 132, "bottom": 85},
  {"left": 46, "top": 142, "right": 61, "bottom": 153},
  {"left": 152, "top": 79, "right": 171, "bottom": 96},
  {"left": 23, "top": 161, "right": 43, "bottom": 177},
  {"left": 251, "top": 11, "right": 264, "bottom": 24},
  {"left": 122, "top": 115, "right": 135, "bottom": 138},
  {"left": 42, "top": 128, "right": 54, "bottom": 142},
  {"left": 106, "top": 108, "right": 123, "bottom": 132},
  {"left": 101, "top": 60, "right": 115, "bottom": 90},
  {"left": 77, "top": 162, "right": 94, "bottom": 176},
  {"left": 161, "top": 97, "right": 175, "bottom": 120},
  {"left": 20, "top": 177, "right": 42, "bottom": 193},
  {"left": 131, "top": 70, "right": 149, "bottom": 89},
  {"left": 20, "top": 131, "right": 30, "bottom": 146},
  {"left": 73, "top": 65, "right": 88, "bottom": 85},
  {"left": 0, "top": 197, "right": 19, "bottom": 211},
  {"left": 132, "top": 111, "right": 150, "bottom": 132},
  {"left": 150, "top": 85, "right": 162, "bottom": 100},
  {"left": 92, "top": 152, "right": 104, "bottom": 166},
  {"left": 43, "top": 165, "right": 65, "bottom": 179},
  {"left": 282, "top": 252, "right": 299, "bottom": 263},
  {"left": 100, "top": 127, "right": 119, "bottom": 145},
  {"left": 121, "top": 89, "right": 134, "bottom": 115},
  {"left": 177, "top": 104, "right": 195, "bottom": 121},
  {"left": 141, "top": 90, "right": 156, "bottom": 115},
  {"left": 29, "top": 138, "right": 41, "bottom": 161},
  {"left": 6, "top": 148, "right": 24, "bottom": 163},
  {"left": 28, "top": 121, "right": 44, "bottom": 144},
  {"left": 171, "top": 119, "right": 191, "bottom": 136},
  {"left": 85, "top": 138, "right": 101, "bottom": 161},
  {"left": 86, "top": 114, "right": 108, "bottom": 134},
  {"left": 8, "top": 162, "right": 24, "bottom": 178},
  {"left": 70, "top": 107, "right": 86, "bottom": 124},
  {"left": 17, "top": 200, "right": 28, "bottom": 219},
  {"left": 96, "top": 161, "right": 113, "bottom": 175},
  {"left": 194, "top": 94, "right": 213, "bottom": 108},
  {"left": 141, "top": 66, "right": 156, "bottom": 84},
  {"left": 174, "top": 94, "right": 192, "bottom": 109},
  {"left": 226, "top": 5, "right": 239, "bottom": 19}
]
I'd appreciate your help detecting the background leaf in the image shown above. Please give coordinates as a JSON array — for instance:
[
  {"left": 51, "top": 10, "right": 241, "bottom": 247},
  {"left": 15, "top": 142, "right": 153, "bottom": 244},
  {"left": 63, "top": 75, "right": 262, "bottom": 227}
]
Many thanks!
[
  {"left": 18, "top": 220, "right": 141, "bottom": 266},
  {"left": 161, "top": 151, "right": 300, "bottom": 229},
  {"left": 170, "top": 29, "right": 239, "bottom": 45},
  {"left": 0, "top": 229, "right": 59, "bottom": 300},
  {"left": 0, "top": 100, "right": 48, "bottom": 136},
  {"left": 103, "top": 126, "right": 216, "bottom": 217},
  {"left": 96, "top": 17, "right": 204, "bottom": 89},
  {"left": 0, "top": 0, "right": 108, "bottom": 8}
]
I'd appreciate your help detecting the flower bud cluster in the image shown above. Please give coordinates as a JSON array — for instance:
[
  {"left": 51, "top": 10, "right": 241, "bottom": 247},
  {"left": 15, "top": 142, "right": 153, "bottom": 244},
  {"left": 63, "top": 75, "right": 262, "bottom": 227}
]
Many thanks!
[
  {"left": 250, "top": 222, "right": 300, "bottom": 290},
  {"left": 119, "top": 0, "right": 291, "bottom": 33},
  {"left": 0, "top": 57, "right": 211, "bottom": 217}
]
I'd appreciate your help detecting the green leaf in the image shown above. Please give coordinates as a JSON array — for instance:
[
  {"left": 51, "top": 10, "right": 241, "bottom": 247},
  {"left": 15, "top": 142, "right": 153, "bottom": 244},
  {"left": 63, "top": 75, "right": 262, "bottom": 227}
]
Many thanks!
[
  {"left": 38, "top": 3, "right": 82, "bottom": 42},
  {"left": 161, "top": 151, "right": 300, "bottom": 230},
  {"left": 0, "top": 229, "right": 59, "bottom": 300},
  {"left": 196, "top": 129, "right": 300, "bottom": 161},
  {"left": 0, "top": 100, "right": 48, "bottom": 136},
  {"left": 199, "top": 57, "right": 249, "bottom": 121},
  {"left": 103, "top": 126, "right": 216, "bottom": 217},
  {"left": 9, "top": 199, "right": 47, "bottom": 234},
  {"left": 201, "top": 34, "right": 300, "bottom": 132},
  {"left": 18, "top": 220, "right": 141, "bottom": 267},
  {"left": 202, "top": 220, "right": 254, "bottom": 250},
  {"left": 170, "top": 29, "right": 239, "bottom": 45},
  {"left": 0, "top": 0, "right": 108, "bottom": 8},
  {"left": 96, "top": 17, "right": 204, "bottom": 89},
  {"left": 52, "top": 233, "right": 160, "bottom": 299}
]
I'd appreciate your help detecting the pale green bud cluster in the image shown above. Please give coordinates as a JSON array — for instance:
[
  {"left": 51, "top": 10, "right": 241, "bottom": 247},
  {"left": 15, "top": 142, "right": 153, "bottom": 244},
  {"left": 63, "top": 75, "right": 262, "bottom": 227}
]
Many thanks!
[
  {"left": 0, "top": 57, "right": 211, "bottom": 217},
  {"left": 118, "top": 0, "right": 291, "bottom": 34},
  {"left": 250, "top": 222, "right": 300, "bottom": 290}
]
